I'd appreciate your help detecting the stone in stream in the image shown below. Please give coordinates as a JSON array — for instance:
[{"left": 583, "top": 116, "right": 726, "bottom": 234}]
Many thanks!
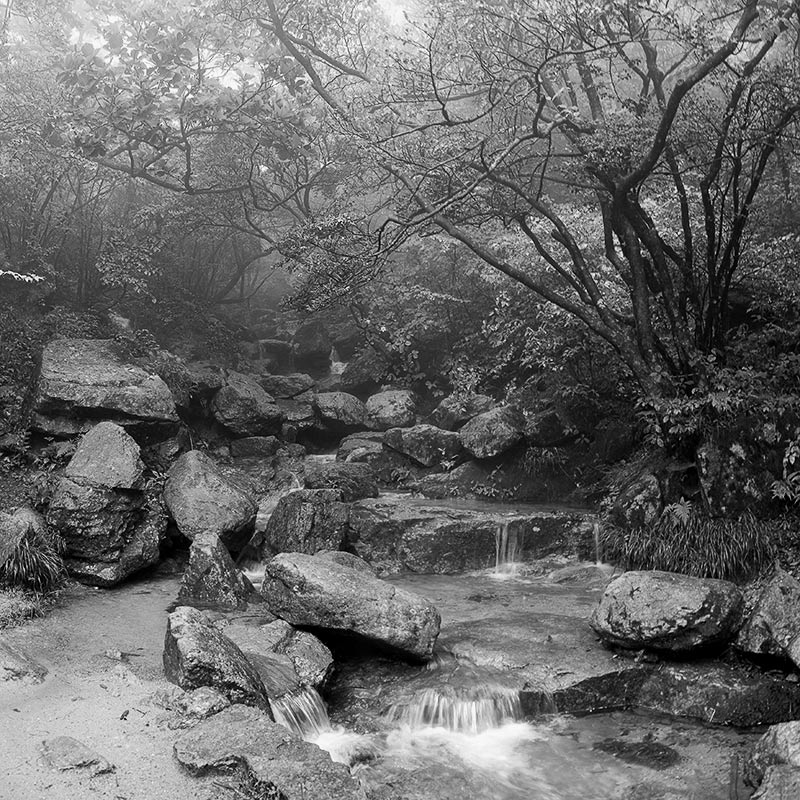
[
  {"left": 261, "top": 552, "right": 441, "bottom": 661},
  {"left": 383, "top": 424, "right": 463, "bottom": 467},
  {"left": 303, "top": 461, "right": 379, "bottom": 501},
  {"left": 364, "top": 389, "right": 417, "bottom": 431},
  {"left": 428, "top": 392, "right": 496, "bottom": 431},
  {"left": 173, "top": 704, "right": 361, "bottom": 800},
  {"left": 346, "top": 495, "right": 589, "bottom": 575},
  {"left": 178, "top": 533, "right": 253, "bottom": 610},
  {"left": 229, "top": 435, "right": 282, "bottom": 459},
  {"left": 30, "top": 338, "right": 179, "bottom": 439},
  {"left": 521, "top": 664, "right": 800, "bottom": 727},
  {"left": 313, "top": 391, "right": 367, "bottom": 434},
  {"left": 211, "top": 371, "right": 284, "bottom": 436},
  {"left": 163, "top": 606, "right": 272, "bottom": 714},
  {"left": 458, "top": 405, "right": 525, "bottom": 459},
  {"left": 258, "top": 373, "right": 316, "bottom": 399},
  {"left": 46, "top": 422, "right": 165, "bottom": 587},
  {"left": 263, "top": 489, "right": 349, "bottom": 556},
  {"left": 40, "top": 736, "right": 114, "bottom": 775},
  {"left": 314, "top": 549, "right": 376, "bottom": 575},
  {"left": 163, "top": 450, "right": 256, "bottom": 552},
  {"left": 590, "top": 570, "right": 743, "bottom": 653},
  {"left": 737, "top": 567, "right": 800, "bottom": 661}
]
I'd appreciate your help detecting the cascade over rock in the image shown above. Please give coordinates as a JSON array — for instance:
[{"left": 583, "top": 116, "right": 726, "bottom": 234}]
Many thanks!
[
  {"left": 31, "top": 338, "right": 179, "bottom": 439},
  {"left": 591, "top": 570, "right": 743, "bottom": 653},
  {"left": 261, "top": 552, "right": 441, "bottom": 661}
]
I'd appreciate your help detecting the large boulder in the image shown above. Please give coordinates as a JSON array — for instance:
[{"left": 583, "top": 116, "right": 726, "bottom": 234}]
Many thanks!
[
  {"left": 173, "top": 704, "right": 361, "bottom": 800},
  {"left": 752, "top": 766, "right": 800, "bottom": 799},
  {"left": 365, "top": 390, "right": 417, "bottom": 431},
  {"left": 303, "top": 461, "right": 379, "bottom": 502},
  {"left": 211, "top": 371, "right": 284, "bottom": 437},
  {"left": 609, "top": 472, "right": 663, "bottom": 530},
  {"left": 428, "top": 393, "right": 495, "bottom": 431},
  {"left": 591, "top": 570, "right": 743, "bottom": 653},
  {"left": 178, "top": 534, "right": 253, "bottom": 610},
  {"left": 737, "top": 568, "right": 800, "bottom": 662},
  {"left": 163, "top": 606, "right": 272, "bottom": 713},
  {"left": 164, "top": 451, "right": 256, "bottom": 551},
  {"left": 313, "top": 392, "right": 366, "bottom": 434},
  {"left": 291, "top": 320, "right": 331, "bottom": 372},
  {"left": 336, "top": 431, "right": 385, "bottom": 462},
  {"left": 230, "top": 435, "right": 282, "bottom": 459},
  {"left": 46, "top": 422, "right": 163, "bottom": 587},
  {"left": 458, "top": 405, "right": 525, "bottom": 459},
  {"left": 31, "top": 338, "right": 178, "bottom": 439},
  {"left": 384, "top": 424, "right": 463, "bottom": 467},
  {"left": 261, "top": 552, "right": 441, "bottom": 660},
  {"left": 263, "top": 490, "right": 349, "bottom": 557}
]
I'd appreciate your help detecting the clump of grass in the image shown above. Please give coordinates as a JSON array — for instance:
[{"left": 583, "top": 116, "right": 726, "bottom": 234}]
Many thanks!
[
  {"left": 0, "top": 512, "right": 67, "bottom": 593},
  {"left": 0, "top": 587, "right": 43, "bottom": 628},
  {"left": 599, "top": 502, "right": 775, "bottom": 582}
]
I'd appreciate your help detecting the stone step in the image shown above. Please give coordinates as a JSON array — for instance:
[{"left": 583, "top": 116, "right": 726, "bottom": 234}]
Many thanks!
[{"left": 346, "top": 494, "right": 595, "bottom": 575}]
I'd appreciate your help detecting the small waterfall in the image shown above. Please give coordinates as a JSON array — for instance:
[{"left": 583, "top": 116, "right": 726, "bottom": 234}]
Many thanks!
[
  {"left": 494, "top": 520, "right": 523, "bottom": 575},
  {"left": 272, "top": 687, "right": 332, "bottom": 738},
  {"left": 384, "top": 686, "right": 522, "bottom": 734},
  {"left": 593, "top": 520, "right": 603, "bottom": 565}
]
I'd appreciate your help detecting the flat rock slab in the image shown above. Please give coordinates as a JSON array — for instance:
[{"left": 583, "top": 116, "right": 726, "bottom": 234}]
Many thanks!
[
  {"left": 522, "top": 664, "right": 800, "bottom": 727},
  {"left": 0, "top": 641, "right": 47, "bottom": 683},
  {"left": 347, "top": 495, "right": 593, "bottom": 575},
  {"left": 173, "top": 704, "right": 361, "bottom": 800},
  {"left": 40, "top": 736, "right": 114, "bottom": 775}
]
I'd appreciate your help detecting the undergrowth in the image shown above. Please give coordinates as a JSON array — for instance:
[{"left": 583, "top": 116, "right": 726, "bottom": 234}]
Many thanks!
[
  {"left": 599, "top": 502, "right": 776, "bottom": 582},
  {"left": 0, "top": 517, "right": 67, "bottom": 593}
]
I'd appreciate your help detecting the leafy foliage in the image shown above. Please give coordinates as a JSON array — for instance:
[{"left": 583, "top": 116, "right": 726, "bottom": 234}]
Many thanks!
[{"left": 599, "top": 503, "right": 775, "bottom": 582}]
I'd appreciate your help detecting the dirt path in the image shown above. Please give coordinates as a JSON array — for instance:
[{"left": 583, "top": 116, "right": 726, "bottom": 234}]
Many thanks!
[{"left": 0, "top": 572, "right": 219, "bottom": 800}]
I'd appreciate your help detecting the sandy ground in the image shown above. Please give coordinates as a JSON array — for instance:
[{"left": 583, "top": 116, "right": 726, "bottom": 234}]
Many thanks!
[{"left": 0, "top": 572, "right": 221, "bottom": 800}]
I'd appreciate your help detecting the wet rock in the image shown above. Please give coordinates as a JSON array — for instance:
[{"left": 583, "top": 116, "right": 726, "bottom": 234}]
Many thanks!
[
  {"left": 178, "top": 534, "right": 253, "bottom": 610},
  {"left": 261, "top": 552, "right": 441, "bottom": 661},
  {"left": 47, "top": 423, "right": 162, "bottom": 587},
  {"left": 303, "top": 461, "right": 379, "bottom": 501},
  {"left": 609, "top": 473, "right": 662, "bottom": 530},
  {"left": 259, "top": 373, "right": 316, "bottom": 399},
  {"left": 746, "top": 721, "right": 800, "bottom": 787},
  {"left": 64, "top": 420, "right": 144, "bottom": 488},
  {"left": 525, "top": 665, "right": 800, "bottom": 727},
  {"left": 592, "top": 738, "right": 680, "bottom": 769},
  {"left": 458, "top": 405, "right": 525, "bottom": 459},
  {"left": 524, "top": 409, "right": 577, "bottom": 447},
  {"left": 173, "top": 704, "right": 361, "bottom": 800},
  {"left": 315, "top": 550, "right": 376, "bottom": 575},
  {"left": 31, "top": 338, "right": 179, "bottom": 439},
  {"left": 277, "top": 398, "right": 315, "bottom": 433},
  {"left": 263, "top": 489, "right": 349, "bottom": 556},
  {"left": 428, "top": 393, "right": 495, "bottom": 431},
  {"left": 40, "top": 736, "right": 114, "bottom": 775},
  {"left": 230, "top": 435, "right": 282, "bottom": 459},
  {"left": 163, "top": 606, "right": 272, "bottom": 713},
  {"left": 737, "top": 568, "right": 800, "bottom": 661},
  {"left": 186, "top": 360, "right": 226, "bottom": 399},
  {"left": 365, "top": 390, "right": 417, "bottom": 431},
  {"left": 384, "top": 424, "right": 463, "bottom": 468},
  {"left": 212, "top": 371, "right": 284, "bottom": 437},
  {"left": 0, "top": 641, "right": 47, "bottom": 683},
  {"left": 178, "top": 686, "right": 231, "bottom": 719},
  {"left": 164, "top": 451, "right": 257, "bottom": 551},
  {"left": 590, "top": 570, "right": 743, "bottom": 653},
  {"left": 314, "top": 392, "right": 366, "bottom": 434},
  {"left": 346, "top": 495, "right": 586, "bottom": 575}
]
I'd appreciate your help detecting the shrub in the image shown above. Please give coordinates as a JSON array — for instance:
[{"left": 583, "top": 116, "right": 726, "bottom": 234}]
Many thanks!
[
  {"left": 599, "top": 503, "right": 775, "bottom": 582},
  {"left": 0, "top": 516, "right": 67, "bottom": 593}
]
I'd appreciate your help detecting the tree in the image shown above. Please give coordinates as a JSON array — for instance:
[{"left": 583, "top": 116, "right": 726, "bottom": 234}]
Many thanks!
[{"left": 255, "top": 0, "right": 800, "bottom": 423}]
